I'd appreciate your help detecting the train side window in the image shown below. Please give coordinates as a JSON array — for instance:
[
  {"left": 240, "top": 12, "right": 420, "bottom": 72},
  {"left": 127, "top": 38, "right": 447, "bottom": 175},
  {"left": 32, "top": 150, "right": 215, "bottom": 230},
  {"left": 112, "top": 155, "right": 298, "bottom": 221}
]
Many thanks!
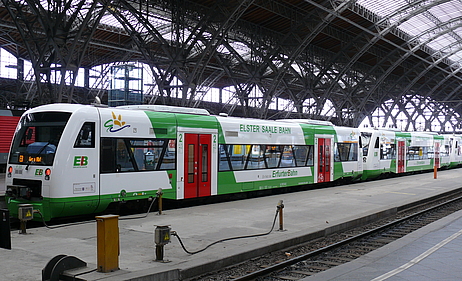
[
  {"left": 442, "top": 145, "right": 450, "bottom": 157},
  {"left": 407, "top": 146, "right": 428, "bottom": 160},
  {"left": 159, "top": 140, "right": 176, "bottom": 170},
  {"left": 336, "top": 143, "right": 359, "bottom": 162},
  {"left": 116, "top": 139, "right": 135, "bottom": 172},
  {"left": 201, "top": 144, "right": 208, "bottom": 182},
  {"left": 229, "top": 145, "right": 246, "bottom": 171},
  {"left": 380, "top": 143, "right": 395, "bottom": 160},
  {"left": 293, "top": 145, "right": 314, "bottom": 166},
  {"left": 74, "top": 122, "right": 95, "bottom": 148},
  {"left": 294, "top": 146, "right": 307, "bottom": 167},
  {"left": 218, "top": 144, "right": 232, "bottom": 171},
  {"left": 245, "top": 145, "right": 265, "bottom": 170},
  {"left": 100, "top": 138, "right": 116, "bottom": 173},
  {"left": 218, "top": 144, "right": 316, "bottom": 171},
  {"left": 264, "top": 145, "right": 282, "bottom": 168},
  {"left": 306, "top": 145, "right": 314, "bottom": 166},
  {"left": 374, "top": 137, "right": 379, "bottom": 149},
  {"left": 280, "top": 146, "right": 296, "bottom": 168}
]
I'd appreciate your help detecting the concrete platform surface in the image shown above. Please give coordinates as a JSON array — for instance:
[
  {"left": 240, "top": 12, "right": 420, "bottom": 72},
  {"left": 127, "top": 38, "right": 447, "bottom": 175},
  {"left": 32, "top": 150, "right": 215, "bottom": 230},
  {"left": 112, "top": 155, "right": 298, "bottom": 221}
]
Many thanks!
[
  {"left": 304, "top": 208, "right": 462, "bottom": 281},
  {"left": 1, "top": 169, "right": 462, "bottom": 281}
]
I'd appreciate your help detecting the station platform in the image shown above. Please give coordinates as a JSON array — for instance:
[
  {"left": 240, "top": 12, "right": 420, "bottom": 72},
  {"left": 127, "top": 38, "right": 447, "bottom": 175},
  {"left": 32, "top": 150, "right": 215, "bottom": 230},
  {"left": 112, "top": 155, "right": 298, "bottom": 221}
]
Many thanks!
[
  {"left": 304, "top": 207, "right": 462, "bottom": 281},
  {"left": 1, "top": 169, "right": 462, "bottom": 281}
]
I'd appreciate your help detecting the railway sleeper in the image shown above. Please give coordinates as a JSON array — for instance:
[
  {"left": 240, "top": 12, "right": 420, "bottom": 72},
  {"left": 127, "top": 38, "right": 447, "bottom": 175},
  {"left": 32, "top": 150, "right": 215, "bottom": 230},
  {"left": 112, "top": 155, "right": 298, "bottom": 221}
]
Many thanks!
[
  {"left": 365, "top": 240, "right": 388, "bottom": 246},
  {"left": 306, "top": 265, "right": 331, "bottom": 271},
  {"left": 315, "top": 260, "right": 343, "bottom": 266},
  {"left": 276, "top": 275, "right": 301, "bottom": 280},
  {"left": 344, "top": 248, "right": 370, "bottom": 254},
  {"left": 328, "top": 256, "right": 355, "bottom": 262},
  {"left": 354, "top": 245, "right": 380, "bottom": 251},
  {"left": 291, "top": 270, "right": 315, "bottom": 276},
  {"left": 336, "top": 252, "right": 363, "bottom": 258},
  {"left": 390, "top": 230, "right": 414, "bottom": 235},
  {"left": 374, "top": 237, "right": 396, "bottom": 243},
  {"left": 381, "top": 233, "right": 406, "bottom": 238}
]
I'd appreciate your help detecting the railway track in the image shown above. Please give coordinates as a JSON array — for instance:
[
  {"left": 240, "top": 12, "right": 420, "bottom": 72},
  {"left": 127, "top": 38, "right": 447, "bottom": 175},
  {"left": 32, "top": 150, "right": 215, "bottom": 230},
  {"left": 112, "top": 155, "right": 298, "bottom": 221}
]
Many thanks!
[{"left": 191, "top": 192, "right": 462, "bottom": 281}]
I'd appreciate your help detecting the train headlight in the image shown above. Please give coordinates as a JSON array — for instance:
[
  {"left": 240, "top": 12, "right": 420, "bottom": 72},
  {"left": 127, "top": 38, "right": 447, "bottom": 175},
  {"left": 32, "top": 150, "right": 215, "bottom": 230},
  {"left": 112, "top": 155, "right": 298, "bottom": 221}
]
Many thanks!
[
  {"left": 7, "top": 166, "right": 12, "bottom": 178},
  {"left": 45, "top": 168, "right": 51, "bottom": 180}
]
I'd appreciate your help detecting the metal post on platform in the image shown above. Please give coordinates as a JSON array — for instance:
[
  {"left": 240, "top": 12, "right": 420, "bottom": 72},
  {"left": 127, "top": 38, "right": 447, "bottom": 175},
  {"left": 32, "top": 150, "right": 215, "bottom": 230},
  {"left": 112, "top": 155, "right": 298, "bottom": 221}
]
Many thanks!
[
  {"left": 96, "top": 215, "right": 119, "bottom": 273},
  {"left": 277, "top": 200, "right": 284, "bottom": 231},
  {"left": 18, "top": 204, "right": 33, "bottom": 234},
  {"left": 434, "top": 165, "right": 437, "bottom": 179},
  {"left": 157, "top": 188, "right": 163, "bottom": 215},
  {"left": 154, "top": 225, "right": 171, "bottom": 262}
]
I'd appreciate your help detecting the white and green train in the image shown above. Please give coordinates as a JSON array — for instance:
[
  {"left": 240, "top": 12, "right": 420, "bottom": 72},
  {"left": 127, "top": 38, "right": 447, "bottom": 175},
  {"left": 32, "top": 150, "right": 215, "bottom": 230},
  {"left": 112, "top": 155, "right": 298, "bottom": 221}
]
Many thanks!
[
  {"left": 4, "top": 104, "right": 460, "bottom": 221},
  {"left": 360, "top": 129, "right": 462, "bottom": 179}
]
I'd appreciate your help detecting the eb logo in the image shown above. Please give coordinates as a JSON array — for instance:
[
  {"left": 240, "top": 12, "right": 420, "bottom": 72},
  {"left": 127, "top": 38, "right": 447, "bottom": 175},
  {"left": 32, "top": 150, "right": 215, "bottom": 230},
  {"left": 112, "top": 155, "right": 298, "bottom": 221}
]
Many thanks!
[{"left": 74, "top": 156, "right": 88, "bottom": 167}]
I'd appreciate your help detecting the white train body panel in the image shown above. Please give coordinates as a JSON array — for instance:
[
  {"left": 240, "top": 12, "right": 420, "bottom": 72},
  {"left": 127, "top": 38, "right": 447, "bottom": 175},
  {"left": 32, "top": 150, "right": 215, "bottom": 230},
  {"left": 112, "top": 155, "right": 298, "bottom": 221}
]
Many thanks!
[{"left": 217, "top": 116, "right": 306, "bottom": 145}]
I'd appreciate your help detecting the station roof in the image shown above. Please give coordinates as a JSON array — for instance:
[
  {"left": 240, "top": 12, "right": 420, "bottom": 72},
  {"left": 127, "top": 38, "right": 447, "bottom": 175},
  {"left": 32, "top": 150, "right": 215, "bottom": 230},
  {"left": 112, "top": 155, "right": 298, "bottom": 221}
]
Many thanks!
[
  {"left": 0, "top": 0, "right": 461, "bottom": 128},
  {"left": 0, "top": 1, "right": 460, "bottom": 77},
  {"left": 358, "top": 0, "right": 462, "bottom": 71}
]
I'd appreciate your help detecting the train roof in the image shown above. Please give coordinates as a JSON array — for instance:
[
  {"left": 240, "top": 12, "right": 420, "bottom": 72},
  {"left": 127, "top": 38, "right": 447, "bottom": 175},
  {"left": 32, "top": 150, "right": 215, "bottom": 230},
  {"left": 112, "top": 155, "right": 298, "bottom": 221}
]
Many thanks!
[
  {"left": 276, "top": 119, "right": 333, "bottom": 126},
  {"left": 116, "top": 104, "right": 210, "bottom": 116}
]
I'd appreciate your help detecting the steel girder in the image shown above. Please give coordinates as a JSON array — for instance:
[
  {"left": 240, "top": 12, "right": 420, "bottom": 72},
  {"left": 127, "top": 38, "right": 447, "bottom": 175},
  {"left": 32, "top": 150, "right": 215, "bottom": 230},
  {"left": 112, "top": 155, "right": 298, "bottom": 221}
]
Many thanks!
[
  {"left": 0, "top": 0, "right": 461, "bottom": 131},
  {"left": 308, "top": 0, "right": 462, "bottom": 129},
  {"left": 1, "top": 0, "right": 108, "bottom": 106}
]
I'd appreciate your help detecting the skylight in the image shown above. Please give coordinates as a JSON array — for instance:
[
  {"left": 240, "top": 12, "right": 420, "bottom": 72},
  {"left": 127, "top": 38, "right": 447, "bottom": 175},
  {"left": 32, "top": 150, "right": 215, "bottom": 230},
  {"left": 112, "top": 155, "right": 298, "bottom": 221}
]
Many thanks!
[{"left": 356, "top": 0, "right": 462, "bottom": 68}]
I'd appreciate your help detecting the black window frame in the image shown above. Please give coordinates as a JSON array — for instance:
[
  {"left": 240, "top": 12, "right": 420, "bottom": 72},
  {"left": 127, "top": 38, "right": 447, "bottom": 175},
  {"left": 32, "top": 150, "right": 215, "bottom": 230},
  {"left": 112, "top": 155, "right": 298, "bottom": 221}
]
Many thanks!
[{"left": 100, "top": 137, "right": 176, "bottom": 173}]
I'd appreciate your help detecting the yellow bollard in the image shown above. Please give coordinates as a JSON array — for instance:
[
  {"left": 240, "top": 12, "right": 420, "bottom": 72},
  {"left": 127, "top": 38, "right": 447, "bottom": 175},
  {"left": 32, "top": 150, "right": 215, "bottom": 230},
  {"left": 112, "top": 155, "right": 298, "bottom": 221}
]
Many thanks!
[{"left": 96, "top": 215, "right": 119, "bottom": 273}]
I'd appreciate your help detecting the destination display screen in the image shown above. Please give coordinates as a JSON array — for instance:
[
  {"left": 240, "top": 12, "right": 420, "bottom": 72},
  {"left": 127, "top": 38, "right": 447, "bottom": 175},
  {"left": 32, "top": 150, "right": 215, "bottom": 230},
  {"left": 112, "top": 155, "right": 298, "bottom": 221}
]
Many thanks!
[{"left": 18, "top": 155, "right": 43, "bottom": 164}]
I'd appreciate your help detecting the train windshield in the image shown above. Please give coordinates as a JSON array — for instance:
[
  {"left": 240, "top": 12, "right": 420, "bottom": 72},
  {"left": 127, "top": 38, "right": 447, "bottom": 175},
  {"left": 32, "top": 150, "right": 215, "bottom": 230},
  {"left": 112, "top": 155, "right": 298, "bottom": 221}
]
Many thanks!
[{"left": 8, "top": 112, "right": 71, "bottom": 166}]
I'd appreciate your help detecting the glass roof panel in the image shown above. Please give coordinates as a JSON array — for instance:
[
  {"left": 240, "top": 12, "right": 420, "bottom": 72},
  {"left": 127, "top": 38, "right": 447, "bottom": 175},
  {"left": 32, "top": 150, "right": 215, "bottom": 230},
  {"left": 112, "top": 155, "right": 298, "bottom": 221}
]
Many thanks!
[
  {"left": 357, "top": 0, "right": 462, "bottom": 69},
  {"left": 400, "top": 14, "right": 433, "bottom": 36},
  {"left": 357, "top": 0, "right": 407, "bottom": 18}
]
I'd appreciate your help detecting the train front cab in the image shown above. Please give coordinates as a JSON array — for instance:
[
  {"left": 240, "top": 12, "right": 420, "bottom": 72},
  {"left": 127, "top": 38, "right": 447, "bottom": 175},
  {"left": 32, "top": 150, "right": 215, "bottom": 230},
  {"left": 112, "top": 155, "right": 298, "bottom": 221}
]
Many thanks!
[
  {"left": 361, "top": 129, "right": 398, "bottom": 180},
  {"left": 5, "top": 105, "right": 102, "bottom": 221},
  {"left": 361, "top": 129, "right": 451, "bottom": 180},
  {"left": 332, "top": 126, "right": 362, "bottom": 182},
  {"left": 447, "top": 134, "right": 462, "bottom": 168}
]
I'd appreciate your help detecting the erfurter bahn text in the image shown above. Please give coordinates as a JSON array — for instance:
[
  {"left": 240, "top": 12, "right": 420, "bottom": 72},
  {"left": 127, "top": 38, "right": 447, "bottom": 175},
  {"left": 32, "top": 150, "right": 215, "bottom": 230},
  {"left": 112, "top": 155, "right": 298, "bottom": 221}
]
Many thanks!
[{"left": 5, "top": 104, "right": 462, "bottom": 221}]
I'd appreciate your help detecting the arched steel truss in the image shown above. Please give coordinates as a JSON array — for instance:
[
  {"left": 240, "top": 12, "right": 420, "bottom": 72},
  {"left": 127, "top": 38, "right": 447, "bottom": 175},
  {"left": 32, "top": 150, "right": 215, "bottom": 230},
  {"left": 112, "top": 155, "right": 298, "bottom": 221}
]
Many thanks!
[{"left": 0, "top": 0, "right": 461, "bottom": 132}]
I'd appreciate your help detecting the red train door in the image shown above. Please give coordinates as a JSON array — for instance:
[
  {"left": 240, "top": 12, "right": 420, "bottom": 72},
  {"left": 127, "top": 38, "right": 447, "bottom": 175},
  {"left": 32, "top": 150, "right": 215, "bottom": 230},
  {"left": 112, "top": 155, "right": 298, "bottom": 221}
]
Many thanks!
[
  {"left": 317, "top": 138, "right": 331, "bottom": 183},
  {"left": 397, "top": 140, "right": 406, "bottom": 173},
  {"left": 184, "top": 134, "right": 212, "bottom": 198}
]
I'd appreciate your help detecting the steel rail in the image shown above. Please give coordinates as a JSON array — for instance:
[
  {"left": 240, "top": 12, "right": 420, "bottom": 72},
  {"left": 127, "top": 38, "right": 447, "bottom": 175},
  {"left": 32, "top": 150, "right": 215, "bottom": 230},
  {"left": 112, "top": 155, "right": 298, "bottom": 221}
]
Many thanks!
[{"left": 232, "top": 194, "right": 462, "bottom": 281}]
